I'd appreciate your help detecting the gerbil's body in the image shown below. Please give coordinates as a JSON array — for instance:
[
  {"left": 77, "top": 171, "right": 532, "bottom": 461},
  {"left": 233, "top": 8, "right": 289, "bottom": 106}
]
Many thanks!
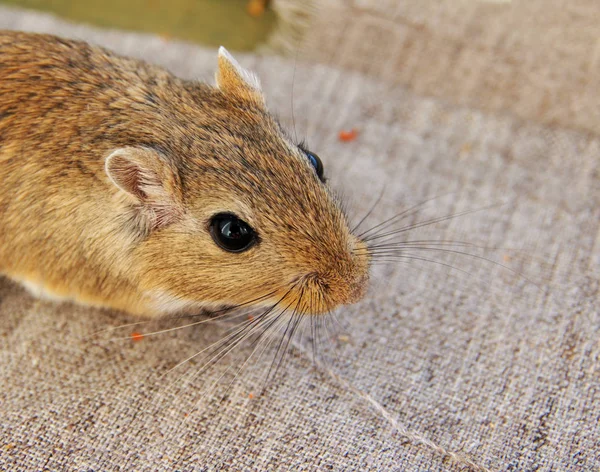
[{"left": 0, "top": 31, "right": 369, "bottom": 316}]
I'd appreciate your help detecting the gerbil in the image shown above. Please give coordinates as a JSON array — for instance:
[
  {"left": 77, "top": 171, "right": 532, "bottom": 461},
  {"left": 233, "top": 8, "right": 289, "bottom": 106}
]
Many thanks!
[{"left": 0, "top": 31, "right": 369, "bottom": 317}]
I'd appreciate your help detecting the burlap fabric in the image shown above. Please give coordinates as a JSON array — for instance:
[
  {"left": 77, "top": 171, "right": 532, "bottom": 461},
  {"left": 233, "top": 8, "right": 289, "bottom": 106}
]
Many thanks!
[{"left": 0, "top": 2, "right": 598, "bottom": 471}]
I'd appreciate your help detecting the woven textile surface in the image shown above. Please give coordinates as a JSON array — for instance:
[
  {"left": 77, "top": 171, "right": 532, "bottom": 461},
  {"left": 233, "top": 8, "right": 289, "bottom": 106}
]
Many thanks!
[{"left": 0, "top": 2, "right": 598, "bottom": 471}]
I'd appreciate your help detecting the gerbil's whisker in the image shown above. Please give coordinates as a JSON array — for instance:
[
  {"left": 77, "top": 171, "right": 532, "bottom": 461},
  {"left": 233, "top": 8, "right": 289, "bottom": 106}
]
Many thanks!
[
  {"left": 368, "top": 246, "right": 541, "bottom": 289},
  {"left": 93, "top": 290, "right": 278, "bottom": 339},
  {"left": 265, "top": 290, "right": 306, "bottom": 385},
  {"left": 161, "top": 316, "right": 258, "bottom": 383},
  {"left": 291, "top": 47, "right": 299, "bottom": 144},
  {"left": 352, "top": 239, "right": 481, "bottom": 257},
  {"left": 331, "top": 310, "right": 349, "bottom": 336},
  {"left": 351, "top": 184, "right": 386, "bottom": 234},
  {"left": 368, "top": 254, "right": 475, "bottom": 277},
  {"left": 196, "top": 296, "right": 298, "bottom": 400},
  {"left": 200, "top": 307, "right": 290, "bottom": 405},
  {"left": 363, "top": 202, "right": 503, "bottom": 243},
  {"left": 110, "top": 313, "right": 243, "bottom": 341},
  {"left": 164, "top": 283, "right": 301, "bottom": 396},
  {"left": 162, "top": 297, "right": 285, "bottom": 383},
  {"left": 366, "top": 239, "right": 480, "bottom": 249},
  {"left": 213, "top": 322, "right": 278, "bottom": 403},
  {"left": 316, "top": 309, "right": 336, "bottom": 372},
  {"left": 321, "top": 314, "right": 339, "bottom": 365},
  {"left": 357, "top": 192, "right": 457, "bottom": 240},
  {"left": 310, "top": 312, "right": 318, "bottom": 366},
  {"left": 162, "top": 306, "right": 294, "bottom": 444},
  {"left": 89, "top": 319, "right": 154, "bottom": 337}
]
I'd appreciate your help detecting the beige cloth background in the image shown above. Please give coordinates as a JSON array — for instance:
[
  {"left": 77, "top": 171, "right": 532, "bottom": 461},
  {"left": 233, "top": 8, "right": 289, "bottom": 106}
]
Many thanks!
[{"left": 0, "top": 1, "right": 598, "bottom": 471}]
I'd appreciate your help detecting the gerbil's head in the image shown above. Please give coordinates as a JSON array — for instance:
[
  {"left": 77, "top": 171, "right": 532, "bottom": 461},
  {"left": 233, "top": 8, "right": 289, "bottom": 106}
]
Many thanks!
[{"left": 105, "top": 48, "right": 369, "bottom": 315}]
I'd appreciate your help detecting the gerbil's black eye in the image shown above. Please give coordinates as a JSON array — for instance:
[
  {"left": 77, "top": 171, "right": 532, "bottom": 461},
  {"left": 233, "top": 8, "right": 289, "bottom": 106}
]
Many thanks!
[
  {"left": 209, "top": 213, "right": 256, "bottom": 253},
  {"left": 304, "top": 150, "right": 325, "bottom": 182}
]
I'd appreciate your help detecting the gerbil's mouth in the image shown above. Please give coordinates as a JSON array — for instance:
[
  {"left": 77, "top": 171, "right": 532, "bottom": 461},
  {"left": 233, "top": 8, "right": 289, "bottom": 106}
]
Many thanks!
[
  {"left": 283, "top": 267, "right": 369, "bottom": 316},
  {"left": 276, "top": 236, "right": 371, "bottom": 315}
]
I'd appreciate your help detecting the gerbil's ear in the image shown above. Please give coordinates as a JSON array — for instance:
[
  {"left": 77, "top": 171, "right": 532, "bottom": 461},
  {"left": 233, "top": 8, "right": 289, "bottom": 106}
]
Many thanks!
[
  {"left": 105, "top": 147, "right": 183, "bottom": 231},
  {"left": 215, "top": 46, "right": 265, "bottom": 106}
]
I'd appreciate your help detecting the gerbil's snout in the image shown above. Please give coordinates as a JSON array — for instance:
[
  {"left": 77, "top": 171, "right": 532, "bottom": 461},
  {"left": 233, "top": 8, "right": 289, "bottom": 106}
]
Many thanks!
[
  {"left": 341, "top": 236, "right": 371, "bottom": 303},
  {"left": 299, "top": 235, "right": 370, "bottom": 315}
]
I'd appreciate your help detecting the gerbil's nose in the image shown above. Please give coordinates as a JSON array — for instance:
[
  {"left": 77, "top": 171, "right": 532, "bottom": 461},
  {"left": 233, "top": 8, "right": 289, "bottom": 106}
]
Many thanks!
[
  {"left": 344, "top": 236, "right": 370, "bottom": 304},
  {"left": 297, "top": 235, "right": 370, "bottom": 314}
]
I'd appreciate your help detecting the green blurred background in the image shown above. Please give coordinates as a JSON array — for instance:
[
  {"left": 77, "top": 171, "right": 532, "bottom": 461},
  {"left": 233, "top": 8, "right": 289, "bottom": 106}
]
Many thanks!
[{"left": 0, "top": 0, "right": 277, "bottom": 50}]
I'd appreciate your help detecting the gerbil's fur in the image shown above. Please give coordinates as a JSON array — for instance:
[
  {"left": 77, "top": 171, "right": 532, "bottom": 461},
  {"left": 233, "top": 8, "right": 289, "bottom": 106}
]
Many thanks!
[{"left": 0, "top": 31, "right": 369, "bottom": 316}]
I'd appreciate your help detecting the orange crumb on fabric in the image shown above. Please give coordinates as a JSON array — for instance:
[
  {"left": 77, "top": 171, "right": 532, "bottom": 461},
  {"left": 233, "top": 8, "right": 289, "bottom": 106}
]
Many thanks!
[
  {"left": 131, "top": 332, "right": 144, "bottom": 342},
  {"left": 248, "top": 393, "right": 254, "bottom": 399},
  {"left": 247, "top": 0, "right": 267, "bottom": 17},
  {"left": 159, "top": 33, "right": 172, "bottom": 43},
  {"left": 503, "top": 254, "right": 511, "bottom": 263},
  {"left": 338, "top": 129, "right": 358, "bottom": 142},
  {"left": 247, "top": 314, "right": 255, "bottom": 322}
]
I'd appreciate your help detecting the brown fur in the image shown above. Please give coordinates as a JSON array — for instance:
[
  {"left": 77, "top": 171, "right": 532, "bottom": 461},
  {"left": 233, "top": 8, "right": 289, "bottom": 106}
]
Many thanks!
[{"left": 0, "top": 31, "right": 369, "bottom": 316}]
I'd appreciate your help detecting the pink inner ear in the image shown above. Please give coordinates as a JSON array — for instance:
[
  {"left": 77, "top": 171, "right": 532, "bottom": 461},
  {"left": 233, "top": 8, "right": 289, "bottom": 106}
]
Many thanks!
[
  {"left": 123, "top": 165, "right": 147, "bottom": 201},
  {"left": 107, "top": 147, "right": 184, "bottom": 233},
  {"left": 109, "top": 155, "right": 148, "bottom": 201}
]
